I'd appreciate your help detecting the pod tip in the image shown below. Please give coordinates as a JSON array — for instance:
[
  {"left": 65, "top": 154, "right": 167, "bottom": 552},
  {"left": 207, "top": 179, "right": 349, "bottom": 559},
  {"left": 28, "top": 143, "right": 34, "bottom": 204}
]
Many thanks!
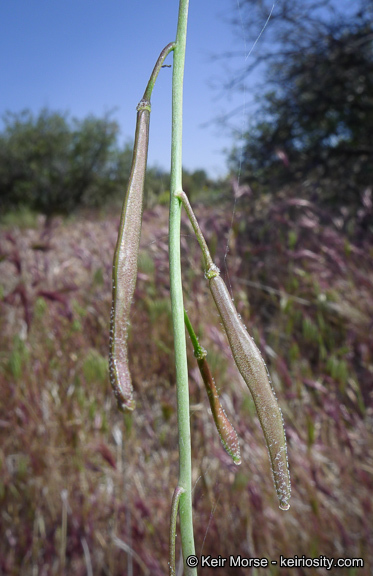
[{"left": 118, "top": 398, "right": 136, "bottom": 412}]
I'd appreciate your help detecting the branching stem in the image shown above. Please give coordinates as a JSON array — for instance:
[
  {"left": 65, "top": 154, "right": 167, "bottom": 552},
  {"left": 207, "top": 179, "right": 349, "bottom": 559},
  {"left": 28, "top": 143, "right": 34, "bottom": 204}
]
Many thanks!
[
  {"left": 142, "top": 42, "right": 176, "bottom": 103},
  {"left": 175, "top": 190, "right": 214, "bottom": 271}
]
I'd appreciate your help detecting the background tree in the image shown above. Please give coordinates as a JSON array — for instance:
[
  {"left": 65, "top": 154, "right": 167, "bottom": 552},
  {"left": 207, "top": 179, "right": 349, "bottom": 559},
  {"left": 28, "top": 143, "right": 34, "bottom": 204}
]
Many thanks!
[
  {"left": 0, "top": 109, "right": 216, "bottom": 217},
  {"left": 227, "top": 0, "right": 373, "bottom": 206},
  {"left": 0, "top": 109, "right": 130, "bottom": 217}
]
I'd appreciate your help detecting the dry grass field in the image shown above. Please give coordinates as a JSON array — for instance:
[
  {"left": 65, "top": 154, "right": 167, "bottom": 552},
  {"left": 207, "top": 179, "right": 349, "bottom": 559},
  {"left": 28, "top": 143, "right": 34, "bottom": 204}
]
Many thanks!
[{"left": 0, "top": 187, "right": 372, "bottom": 575}]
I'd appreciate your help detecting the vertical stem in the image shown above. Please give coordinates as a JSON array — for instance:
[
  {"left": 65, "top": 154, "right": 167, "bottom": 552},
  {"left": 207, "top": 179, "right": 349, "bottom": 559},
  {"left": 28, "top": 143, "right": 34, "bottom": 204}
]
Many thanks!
[{"left": 169, "top": 0, "right": 196, "bottom": 574}]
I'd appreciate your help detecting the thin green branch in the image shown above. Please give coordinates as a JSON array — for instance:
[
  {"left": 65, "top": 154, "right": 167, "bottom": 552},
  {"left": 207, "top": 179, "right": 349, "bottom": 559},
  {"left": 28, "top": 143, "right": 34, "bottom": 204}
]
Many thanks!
[
  {"left": 142, "top": 42, "right": 176, "bottom": 103},
  {"left": 184, "top": 310, "right": 206, "bottom": 359},
  {"left": 175, "top": 190, "right": 214, "bottom": 271}
]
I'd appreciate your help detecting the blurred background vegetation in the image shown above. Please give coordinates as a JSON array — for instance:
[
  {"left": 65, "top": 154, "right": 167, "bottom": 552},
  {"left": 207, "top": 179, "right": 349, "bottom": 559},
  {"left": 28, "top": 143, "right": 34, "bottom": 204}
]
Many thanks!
[
  {"left": 0, "top": 108, "right": 216, "bottom": 219},
  {"left": 226, "top": 0, "right": 373, "bottom": 210},
  {"left": 0, "top": 0, "right": 372, "bottom": 574}
]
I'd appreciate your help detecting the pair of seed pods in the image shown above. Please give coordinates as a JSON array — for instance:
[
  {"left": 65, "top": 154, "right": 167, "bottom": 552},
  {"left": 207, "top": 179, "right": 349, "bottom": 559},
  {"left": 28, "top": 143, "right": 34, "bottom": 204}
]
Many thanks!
[
  {"left": 177, "top": 192, "right": 291, "bottom": 510},
  {"left": 109, "top": 46, "right": 291, "bottom": 510}
]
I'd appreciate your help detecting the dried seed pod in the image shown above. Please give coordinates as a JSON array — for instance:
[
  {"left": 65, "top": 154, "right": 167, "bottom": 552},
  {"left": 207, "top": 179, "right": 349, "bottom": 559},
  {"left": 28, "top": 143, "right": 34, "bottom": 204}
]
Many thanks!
[
  {"left": 208, "top": 272, "right": 291, "bottom": 510},
  {"left": 176, "top": 190, "right": 291, "bottom": 508},
  {"left": 197, "top": 355, "right": 241, "bottom": 465},
  {"left": 109, "top": 102, "right": 150, "bottom": 411},
  {"left": 109, "top": 43, "right": 175, "bottom": 412}
]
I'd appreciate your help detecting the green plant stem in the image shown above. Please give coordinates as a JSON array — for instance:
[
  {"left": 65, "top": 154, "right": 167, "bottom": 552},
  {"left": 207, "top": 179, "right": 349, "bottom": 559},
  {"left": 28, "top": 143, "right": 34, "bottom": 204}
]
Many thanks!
[
  {"left": 184, "top": 310, "right": 206, "bottom": 359},
  {"left": 142, "top": 42, "right": 176, "bottom": 102},
  {"left": 169, "top": 486, "right": 185, "bottom": 576},
  {"left": 169, "top": 0, "right": 196, "bottom": 574},
  {"left": 175, "top": 190, "right": 214, "bottom": 271}
]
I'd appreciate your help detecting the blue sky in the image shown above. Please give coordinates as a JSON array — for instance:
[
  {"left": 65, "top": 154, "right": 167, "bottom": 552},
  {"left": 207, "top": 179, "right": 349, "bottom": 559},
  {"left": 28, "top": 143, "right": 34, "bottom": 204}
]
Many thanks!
[{"left": 0, "top": 1, "right": 251, "bottom": 178}]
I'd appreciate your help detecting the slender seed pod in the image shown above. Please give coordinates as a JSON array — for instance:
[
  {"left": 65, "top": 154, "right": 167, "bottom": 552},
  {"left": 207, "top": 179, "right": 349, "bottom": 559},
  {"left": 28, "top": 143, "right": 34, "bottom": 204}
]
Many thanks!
[
  {"left": 109, "top": 101, "right": 150, "bottom": 411},
  {"left": 184, "top": 310, "right": 241, "bottom": 465},
  {"left": 109, "top": 42, "right": 175, "bottom": 412},
  {"left": 208, "top": 271, "right": 291, "bottom": 510},
  {"left": 197, "top": 355, "right": 241, "bottom": 465}
]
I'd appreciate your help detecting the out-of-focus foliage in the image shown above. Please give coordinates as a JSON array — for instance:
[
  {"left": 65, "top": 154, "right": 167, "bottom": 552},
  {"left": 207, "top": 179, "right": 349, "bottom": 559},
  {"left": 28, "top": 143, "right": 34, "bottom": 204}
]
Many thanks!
[
  {"left": 0, "top": 109, "right": 135, "bottom": 216},
  {"left": 0, "top": 188, "right": 372, "bottom": 574},
  {"left": 182, "top": 168, "right": 210, "bottom": 200},
  {"left": 144, "top": 167, "right": 216, "bottom": 207},
  {"left": 228, "top": 0, "right": 373, "bottom": 206},
  {"left": 0, "top": 109, "right": 219, "bottom": 217},
  {"left": 144, "top": 166, "right": 171, "bottom": 207}
]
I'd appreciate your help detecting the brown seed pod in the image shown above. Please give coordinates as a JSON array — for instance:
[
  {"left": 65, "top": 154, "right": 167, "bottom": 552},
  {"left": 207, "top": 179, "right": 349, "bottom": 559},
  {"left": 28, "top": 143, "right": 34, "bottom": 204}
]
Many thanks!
[
  {"left": 197, "top": 355, "right": 241, "bottom": 465},
  {"left": 184, "top": 309, "right": 241, "bottom": 464},
  {"left": 208, "top": 272, "right": 291, "bottom": 510}
]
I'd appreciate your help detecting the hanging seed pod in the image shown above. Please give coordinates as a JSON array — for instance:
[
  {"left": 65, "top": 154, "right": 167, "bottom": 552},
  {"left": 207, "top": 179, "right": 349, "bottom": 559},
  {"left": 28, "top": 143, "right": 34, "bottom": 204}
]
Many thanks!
[
  {"left": 109, "top": 102, "right": 150, "bottom": 411},
  {"left": 109, "top": 43, "right": 175, "bottom": 412},
  {"left": 184, "top": 310, "right": 241, "bottom": 464},
  {"left": 197, "top": 353, "right": 241, "bottom": 465},
  {"left": 207, "top": 270, "right": 291, "bottom": 510}
]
